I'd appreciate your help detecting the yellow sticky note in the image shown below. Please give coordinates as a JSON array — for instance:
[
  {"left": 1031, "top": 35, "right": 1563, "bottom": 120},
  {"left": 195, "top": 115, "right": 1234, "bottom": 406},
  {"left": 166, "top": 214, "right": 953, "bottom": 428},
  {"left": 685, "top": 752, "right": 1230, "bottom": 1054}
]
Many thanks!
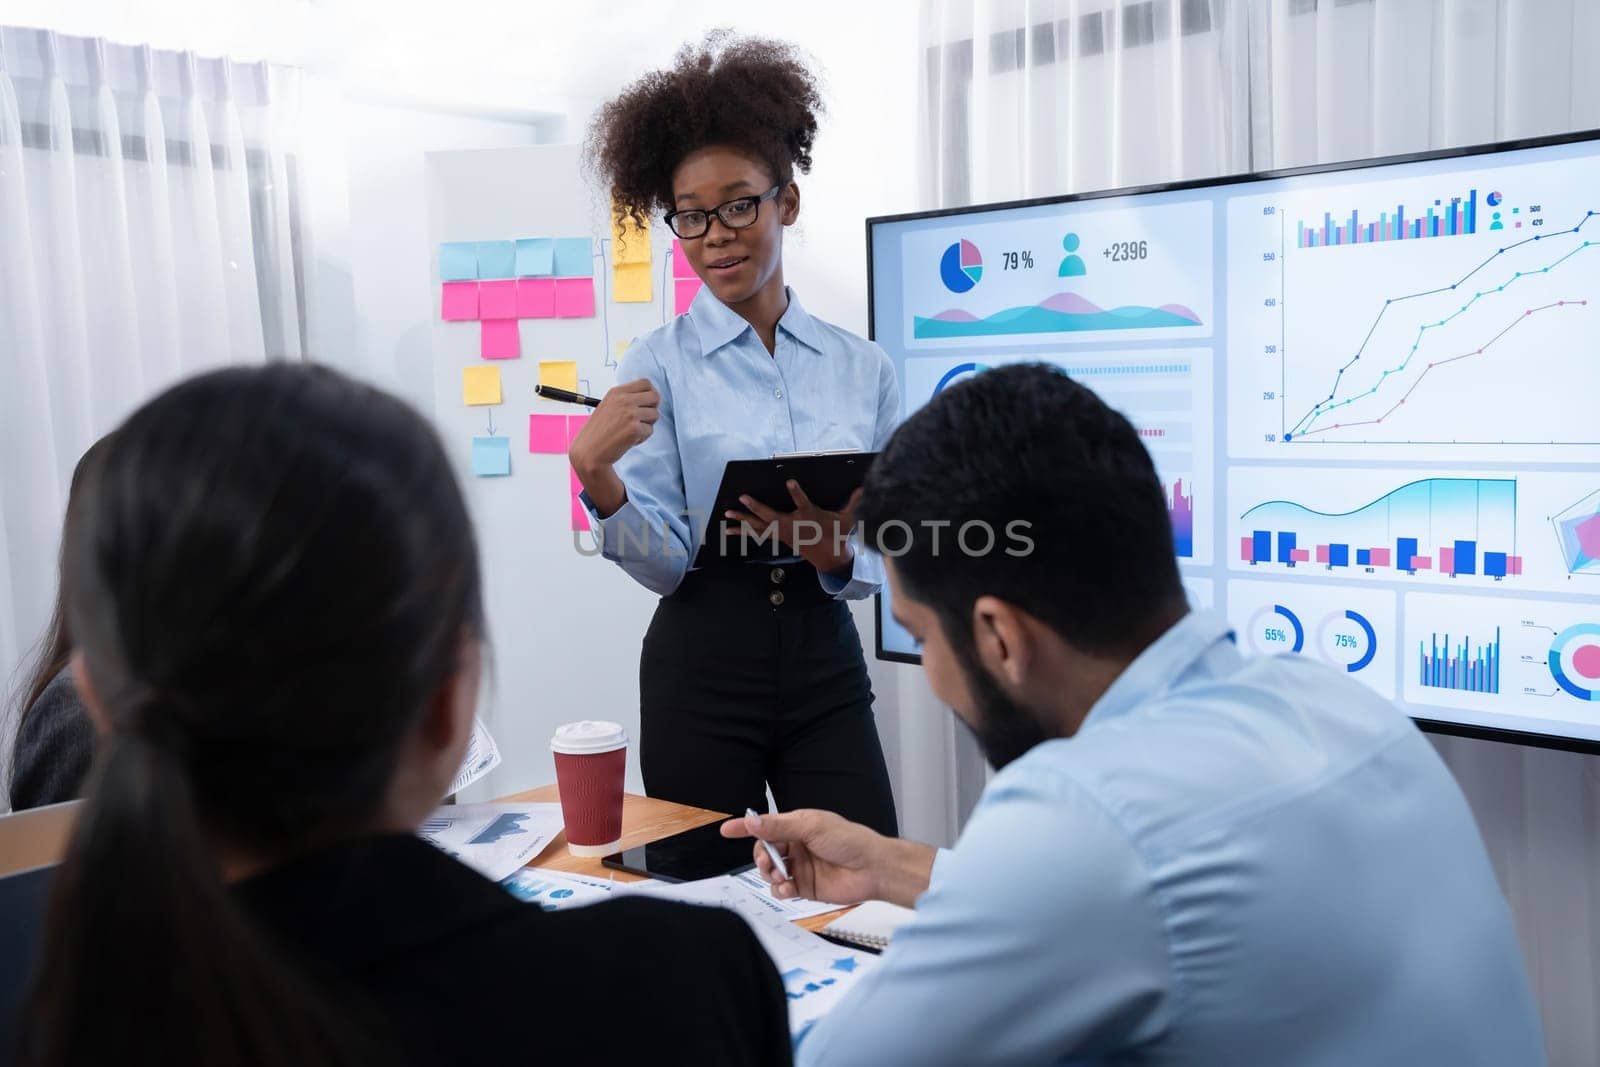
[
  {"left": 539, "top": 360, "right": 579, "bottom": 392},
  {"left": 463, "top": 365, "right": 502, "bottom": 406},
  {"left": 613, "top": 261, "right": 652, "bottom": 303},
  {"left": 610, "top": 201, "right": 652, "bottom": 266}
]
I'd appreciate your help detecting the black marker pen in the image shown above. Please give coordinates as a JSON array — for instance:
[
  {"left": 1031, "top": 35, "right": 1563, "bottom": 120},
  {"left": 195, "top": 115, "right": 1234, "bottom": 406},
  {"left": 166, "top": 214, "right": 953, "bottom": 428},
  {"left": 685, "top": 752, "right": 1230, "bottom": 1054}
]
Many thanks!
[{"left": 535, "top": 384, "right": 601, "bottom": 408}]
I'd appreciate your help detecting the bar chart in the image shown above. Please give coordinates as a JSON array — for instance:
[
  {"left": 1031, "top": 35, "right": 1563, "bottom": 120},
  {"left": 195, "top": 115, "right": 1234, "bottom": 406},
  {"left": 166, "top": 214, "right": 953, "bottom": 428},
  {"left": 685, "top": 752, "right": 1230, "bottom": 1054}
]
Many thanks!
[
  {"left": 1419, "top": 628, "right": 1502, "bottom": 695},
  {"left": 1297, "top": 188, "right": 1479, "bottom": 248},
  {"left": 1231, "top": 472, "right": 1519, "bottom": 584}
]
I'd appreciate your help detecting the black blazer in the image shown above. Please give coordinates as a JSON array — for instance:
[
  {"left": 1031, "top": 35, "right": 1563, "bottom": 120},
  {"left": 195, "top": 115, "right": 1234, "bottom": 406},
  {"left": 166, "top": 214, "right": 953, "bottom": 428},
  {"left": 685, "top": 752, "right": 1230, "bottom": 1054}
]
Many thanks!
[{"left": 235, "top": 835, "right": 792, "bottom": 1066}]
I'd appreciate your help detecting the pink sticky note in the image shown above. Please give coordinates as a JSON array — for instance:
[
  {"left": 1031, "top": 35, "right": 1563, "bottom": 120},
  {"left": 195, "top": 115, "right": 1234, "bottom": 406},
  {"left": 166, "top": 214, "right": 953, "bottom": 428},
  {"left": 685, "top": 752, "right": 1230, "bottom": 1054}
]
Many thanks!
[
  {"left": 571, "top": 493, "right": 591, "bottom": 532},
  {"left": 441, "top": 282, "right": 479, "bottom": 321},
  {"left": 481, "top": 319, "right": 520, "bottom": 360},
  {"left": 517, "top": 278, "right": 556, "bottom": 318},
  {"left": 566, "top": 414, "right": 589, "bottom": 449},
  {"left": 479, "top": 280, "right": 518, "bottom": 320},
  {"left": 671, "top": 239, "right": 696, "bottom": 279},
  {"left": 529, "top": 414, "right": 567, "bottom": 454},
  {"left": 675, "top": 278, "right": 702, "bottom": 315},
  {"left": 554, "top": 277, "right": 596, "bottom": 318},
  {"left": 570, "top": 465, "right": 583, "bottom": 493}
]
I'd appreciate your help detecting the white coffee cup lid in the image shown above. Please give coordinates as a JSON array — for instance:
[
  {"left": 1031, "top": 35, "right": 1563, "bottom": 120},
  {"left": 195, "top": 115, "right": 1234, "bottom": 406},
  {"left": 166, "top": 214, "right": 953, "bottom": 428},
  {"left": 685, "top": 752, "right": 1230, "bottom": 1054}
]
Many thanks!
[{"left": 550, "top": 720, "right": 628, "bottom": 755}]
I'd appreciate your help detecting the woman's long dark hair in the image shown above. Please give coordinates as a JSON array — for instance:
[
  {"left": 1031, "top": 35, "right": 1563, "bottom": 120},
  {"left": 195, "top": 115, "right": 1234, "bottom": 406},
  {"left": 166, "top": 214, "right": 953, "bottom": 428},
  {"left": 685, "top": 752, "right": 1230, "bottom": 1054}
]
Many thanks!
[
  {"left": 9, "top": 437, "right": 111, "bottom": 767},
  {"left": 19, "top": 364, "right": 483, "bottom": 1067}
]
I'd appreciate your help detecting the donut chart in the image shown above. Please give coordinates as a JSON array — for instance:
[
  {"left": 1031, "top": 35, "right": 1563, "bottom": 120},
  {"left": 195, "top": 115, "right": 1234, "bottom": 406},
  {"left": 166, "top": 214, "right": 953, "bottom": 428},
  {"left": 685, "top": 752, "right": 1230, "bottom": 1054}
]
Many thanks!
[
  {"left": 1317, "top": 609, "right": 1379, "bottom": 673},
  {"left": 1549, "top": 623, "right": 1600, "bottom": 702},
  {"left": 1247, "top": 603, "right": 1304, "bottom": 654},
  {"left": 1229, "top": 580, "right": 1397, "bottom": 699}
]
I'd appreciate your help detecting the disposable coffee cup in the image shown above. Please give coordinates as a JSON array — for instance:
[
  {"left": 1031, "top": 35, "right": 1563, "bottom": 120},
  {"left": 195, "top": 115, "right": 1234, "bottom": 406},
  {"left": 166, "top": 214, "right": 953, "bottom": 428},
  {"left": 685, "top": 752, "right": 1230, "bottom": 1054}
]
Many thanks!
[{"left": 551, "top": 721, "right": 628, "bottom": 857}]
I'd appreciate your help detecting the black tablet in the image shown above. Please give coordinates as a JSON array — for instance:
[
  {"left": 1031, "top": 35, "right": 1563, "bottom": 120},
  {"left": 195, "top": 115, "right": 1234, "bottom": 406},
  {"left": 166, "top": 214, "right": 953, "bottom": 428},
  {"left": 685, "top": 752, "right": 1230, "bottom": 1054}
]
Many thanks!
[
  {"left": 694, "top": 450, "right": 878, "bottom": 568},
  {"left": 600, "top": 822, "right": 756, "bottom": 883}
]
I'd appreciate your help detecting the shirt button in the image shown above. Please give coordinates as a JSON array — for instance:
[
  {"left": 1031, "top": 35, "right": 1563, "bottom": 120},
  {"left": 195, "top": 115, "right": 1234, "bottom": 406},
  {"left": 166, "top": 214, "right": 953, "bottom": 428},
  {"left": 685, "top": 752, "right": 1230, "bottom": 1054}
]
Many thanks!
[
  {"left": 768, "top": 590, "right": 785, "bottom": 607},
  {"left": 774, "top": 389, "right": 783, "bottom": 399},
  {"left": 770, "top": 567, "right": 786, "bottom": 584}
]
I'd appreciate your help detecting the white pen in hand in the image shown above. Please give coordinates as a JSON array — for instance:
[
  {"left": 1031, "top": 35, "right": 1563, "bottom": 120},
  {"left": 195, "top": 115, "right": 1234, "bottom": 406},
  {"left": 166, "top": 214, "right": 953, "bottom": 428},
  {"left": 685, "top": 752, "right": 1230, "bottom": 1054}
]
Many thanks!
[{"left": 745, "top": 807, "right": 791, "bottom": 882}]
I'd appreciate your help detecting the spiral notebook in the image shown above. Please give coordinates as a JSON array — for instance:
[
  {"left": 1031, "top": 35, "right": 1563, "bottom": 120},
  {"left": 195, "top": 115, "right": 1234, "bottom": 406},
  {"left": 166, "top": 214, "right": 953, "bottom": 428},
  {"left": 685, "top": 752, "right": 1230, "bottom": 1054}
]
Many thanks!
[{"left": 819, "top": 900, "right": 916, "bottom": 951}]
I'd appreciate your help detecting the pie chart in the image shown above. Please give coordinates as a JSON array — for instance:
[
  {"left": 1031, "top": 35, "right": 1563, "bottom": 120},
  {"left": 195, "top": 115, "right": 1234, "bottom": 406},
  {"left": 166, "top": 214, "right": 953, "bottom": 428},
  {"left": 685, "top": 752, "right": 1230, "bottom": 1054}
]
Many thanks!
[{"left": 939, "top": 239, "right": 983, "bottom": 293}]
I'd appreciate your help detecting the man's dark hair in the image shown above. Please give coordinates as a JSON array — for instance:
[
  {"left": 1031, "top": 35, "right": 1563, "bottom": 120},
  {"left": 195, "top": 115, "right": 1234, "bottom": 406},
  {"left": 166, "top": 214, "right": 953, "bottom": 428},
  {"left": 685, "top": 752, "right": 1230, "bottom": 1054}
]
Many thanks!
[{"left": 858, "top": 363, "right": 1184, "bottom": 659}]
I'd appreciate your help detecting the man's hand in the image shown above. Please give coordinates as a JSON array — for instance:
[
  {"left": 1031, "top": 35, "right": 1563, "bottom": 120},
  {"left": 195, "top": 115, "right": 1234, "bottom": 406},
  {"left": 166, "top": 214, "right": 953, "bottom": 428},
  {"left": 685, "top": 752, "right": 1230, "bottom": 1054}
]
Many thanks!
[{"left": 720, "top": 808, "right": 937, "bottom": 909}]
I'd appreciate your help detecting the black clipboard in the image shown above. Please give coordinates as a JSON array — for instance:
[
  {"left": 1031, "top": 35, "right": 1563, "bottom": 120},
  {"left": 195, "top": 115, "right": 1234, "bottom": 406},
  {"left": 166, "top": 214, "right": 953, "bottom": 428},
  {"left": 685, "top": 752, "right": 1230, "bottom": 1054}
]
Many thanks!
[{"left": 693, "top": 450, "right": 878, "bottom": 568}]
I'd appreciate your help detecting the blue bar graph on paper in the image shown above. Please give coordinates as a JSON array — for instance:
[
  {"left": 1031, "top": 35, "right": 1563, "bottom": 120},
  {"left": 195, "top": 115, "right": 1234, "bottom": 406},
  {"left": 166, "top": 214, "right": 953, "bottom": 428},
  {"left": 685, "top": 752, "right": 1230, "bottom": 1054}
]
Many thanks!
[
  {"left": 1252, "top": 530, "right": 1271, "bottom": 563},
  {"left": 1328, "top": 543, "right": 1350, "bottom": 567},
  {"left": 1485, "top": 551, "right": 1508, "bottom": 578},
  {"left": 1357, "top": 548, "right": 1372, "bottom": 566},
  {"left": 1277, "top": 531, "right": 1297, "bottom": 564},
  {"left": 1454, "top": 540, "right": 1477, "bottom": 576}
]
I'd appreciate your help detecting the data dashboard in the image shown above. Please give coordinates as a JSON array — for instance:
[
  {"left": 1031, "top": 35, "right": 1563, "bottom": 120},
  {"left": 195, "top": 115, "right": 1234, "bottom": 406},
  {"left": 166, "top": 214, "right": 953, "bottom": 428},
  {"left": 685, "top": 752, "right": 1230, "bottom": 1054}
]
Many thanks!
[{"left": 867, "top": 131, "right": 1600, "bottom": 750}]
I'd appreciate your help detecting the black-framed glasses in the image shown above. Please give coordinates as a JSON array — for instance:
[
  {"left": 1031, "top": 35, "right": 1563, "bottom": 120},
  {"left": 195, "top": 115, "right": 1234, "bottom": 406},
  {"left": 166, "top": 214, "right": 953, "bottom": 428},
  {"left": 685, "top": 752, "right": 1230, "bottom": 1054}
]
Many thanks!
[{"left": 664, "top": 185, "right": 782, "bottom": 240}]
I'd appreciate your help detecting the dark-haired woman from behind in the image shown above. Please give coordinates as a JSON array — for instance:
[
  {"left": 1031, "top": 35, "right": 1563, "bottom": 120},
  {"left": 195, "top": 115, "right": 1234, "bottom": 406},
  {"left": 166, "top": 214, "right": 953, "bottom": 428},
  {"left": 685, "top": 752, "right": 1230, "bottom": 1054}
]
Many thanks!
[
  {"left": 17, "top": 364, "right": 789, "bottom": 1067},
  {"left": 7, "top": 438, "right": 109, "bottom": 812}
]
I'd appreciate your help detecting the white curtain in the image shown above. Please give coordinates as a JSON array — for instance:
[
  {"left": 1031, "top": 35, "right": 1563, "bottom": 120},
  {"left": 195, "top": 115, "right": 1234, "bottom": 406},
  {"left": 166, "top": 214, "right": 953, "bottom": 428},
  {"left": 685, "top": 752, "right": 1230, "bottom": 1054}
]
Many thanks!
[
  {"left": 0, "top": 28, "right": 304, "bottom": 802},
  {"left": 916, "top": 2, "right": 1600, "bottom": 1063}
]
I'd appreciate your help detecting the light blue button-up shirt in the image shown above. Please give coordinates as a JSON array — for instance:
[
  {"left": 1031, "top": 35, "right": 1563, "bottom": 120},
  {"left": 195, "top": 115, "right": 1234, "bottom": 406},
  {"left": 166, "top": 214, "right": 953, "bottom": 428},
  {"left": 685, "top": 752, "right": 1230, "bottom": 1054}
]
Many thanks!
[
  {"left": 582, "top": 287, "right": 897, "bottom": 599},
  {"left": 799, "top": 611, "right": 1545, "bottom": 1066}
]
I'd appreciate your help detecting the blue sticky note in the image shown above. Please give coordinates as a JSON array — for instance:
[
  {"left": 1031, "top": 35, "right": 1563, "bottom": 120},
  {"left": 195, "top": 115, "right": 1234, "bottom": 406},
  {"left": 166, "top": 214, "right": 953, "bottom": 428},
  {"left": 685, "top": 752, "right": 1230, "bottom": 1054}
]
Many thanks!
[
  {"left": 516, "top": 238, "right": 556, "bottom": 277},
  {"left": 440, "top": 242, "right": 477, "bottom": 281},
  {"left": 553, "top": 237, "right": 593, "bottom": 278},
  {"left": 476, "top": 241, "right": 517, "bottom": 280},
  {"left": 471, "top": 436, "right": 512, "bottom": 477}
]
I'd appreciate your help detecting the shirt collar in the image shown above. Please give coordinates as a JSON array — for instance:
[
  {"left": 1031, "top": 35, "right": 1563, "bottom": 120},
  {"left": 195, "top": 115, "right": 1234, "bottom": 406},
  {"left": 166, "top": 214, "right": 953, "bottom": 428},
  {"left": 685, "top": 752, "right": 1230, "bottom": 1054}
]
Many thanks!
[
  {"left": 688, "top": 284, "right": 825, "bottom": 356},
  {"left": 1079, "top": 610, "right": 1239, "bottom": 732}
]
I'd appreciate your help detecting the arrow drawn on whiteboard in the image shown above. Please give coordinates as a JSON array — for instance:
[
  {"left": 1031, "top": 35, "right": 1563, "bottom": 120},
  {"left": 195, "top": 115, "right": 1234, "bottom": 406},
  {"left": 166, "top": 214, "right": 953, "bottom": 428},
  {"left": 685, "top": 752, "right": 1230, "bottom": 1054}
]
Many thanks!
[{"left": 485, "top": 407, "right": 497, "bottom": 436}]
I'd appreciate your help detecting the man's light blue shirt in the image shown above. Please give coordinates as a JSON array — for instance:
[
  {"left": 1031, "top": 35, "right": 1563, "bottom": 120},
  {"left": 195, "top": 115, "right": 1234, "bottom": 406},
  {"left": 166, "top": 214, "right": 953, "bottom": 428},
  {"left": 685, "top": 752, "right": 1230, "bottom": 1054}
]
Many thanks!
[
  {"left": 581, "top": 287, "right": 897, "bottom": 599},
  {"left": 799, "top": 611, "right": 1545, "bottom": 1066}
]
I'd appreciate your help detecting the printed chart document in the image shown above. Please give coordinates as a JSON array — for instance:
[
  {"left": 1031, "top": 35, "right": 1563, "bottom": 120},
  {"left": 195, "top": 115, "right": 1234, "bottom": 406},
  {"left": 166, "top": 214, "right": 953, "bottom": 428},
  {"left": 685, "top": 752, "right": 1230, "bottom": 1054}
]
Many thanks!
[
  {"left": 625, "top": 874, "right": 878, "bottom": 1032},
  {"left": 448, "top": 718, "right": 502, "bottom": 795},
  {"left": 503, "top": 867, "right": 643, "bottom": 911},
  {"left": 418, "top": 802, "right": 563, "bottom": 882},
  {"left": 730, "top": 868, "right": 846, "bottom": 921}
]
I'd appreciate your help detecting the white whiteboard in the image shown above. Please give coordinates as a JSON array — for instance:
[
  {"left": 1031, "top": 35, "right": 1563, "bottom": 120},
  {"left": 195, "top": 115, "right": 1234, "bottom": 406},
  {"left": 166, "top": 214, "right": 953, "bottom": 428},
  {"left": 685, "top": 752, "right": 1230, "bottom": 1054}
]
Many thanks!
[{"left": 424, "top": 143, "right": 670, "bottom": 799}]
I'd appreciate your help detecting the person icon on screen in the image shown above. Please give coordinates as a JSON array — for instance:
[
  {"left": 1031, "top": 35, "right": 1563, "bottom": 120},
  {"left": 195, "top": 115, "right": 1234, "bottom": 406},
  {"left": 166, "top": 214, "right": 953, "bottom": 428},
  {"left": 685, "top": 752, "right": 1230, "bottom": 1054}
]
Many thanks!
[
  {"left": 1059, "top": 233, "right": 1087, "bottom": 277},
  {"left": 1490, "top": 212, "right": 1505, "bottom": 231}
]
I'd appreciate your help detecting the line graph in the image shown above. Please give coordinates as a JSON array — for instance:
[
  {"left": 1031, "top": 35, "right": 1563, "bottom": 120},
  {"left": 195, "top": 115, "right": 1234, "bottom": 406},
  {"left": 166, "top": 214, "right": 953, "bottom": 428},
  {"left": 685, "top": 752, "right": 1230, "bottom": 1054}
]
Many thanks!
[
  {"left": 1287, "top": 212, "right": 1596, "bottom": 439},
  {"left": 1227, "top": 169, "right": 1600, "bottom": 461},
  {"left": 1290, "top": 300, "right": 1587, "bottom": 439}
]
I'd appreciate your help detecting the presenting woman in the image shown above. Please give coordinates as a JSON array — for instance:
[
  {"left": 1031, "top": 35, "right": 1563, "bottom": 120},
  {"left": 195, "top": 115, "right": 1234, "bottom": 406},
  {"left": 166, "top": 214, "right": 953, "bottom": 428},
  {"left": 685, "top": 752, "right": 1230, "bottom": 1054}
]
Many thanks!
[{"left": 572, "top": 34, "right": 898, "bottom": 835}]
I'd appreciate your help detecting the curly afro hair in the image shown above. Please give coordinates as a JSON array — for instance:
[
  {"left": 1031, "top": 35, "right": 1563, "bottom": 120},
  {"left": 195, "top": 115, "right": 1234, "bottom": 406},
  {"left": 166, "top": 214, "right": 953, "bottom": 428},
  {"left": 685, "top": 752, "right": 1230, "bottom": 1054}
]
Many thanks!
[{"left": 587, "top": 31, "right": 824, "bottom": 233}]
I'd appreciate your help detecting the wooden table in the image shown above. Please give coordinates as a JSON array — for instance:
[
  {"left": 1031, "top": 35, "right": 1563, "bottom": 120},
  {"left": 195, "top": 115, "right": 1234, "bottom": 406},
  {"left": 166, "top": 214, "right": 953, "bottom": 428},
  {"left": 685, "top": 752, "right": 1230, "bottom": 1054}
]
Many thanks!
[{"left": 496, "top": 784, "right": 851, "bottom": 933}]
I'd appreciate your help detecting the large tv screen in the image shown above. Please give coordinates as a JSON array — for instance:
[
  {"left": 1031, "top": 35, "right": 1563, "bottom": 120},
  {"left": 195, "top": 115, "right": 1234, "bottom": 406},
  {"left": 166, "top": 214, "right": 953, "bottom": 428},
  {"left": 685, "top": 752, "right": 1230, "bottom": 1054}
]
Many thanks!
[{"left": 867, "top": 130, "right": 1600, "bottom": 753}]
